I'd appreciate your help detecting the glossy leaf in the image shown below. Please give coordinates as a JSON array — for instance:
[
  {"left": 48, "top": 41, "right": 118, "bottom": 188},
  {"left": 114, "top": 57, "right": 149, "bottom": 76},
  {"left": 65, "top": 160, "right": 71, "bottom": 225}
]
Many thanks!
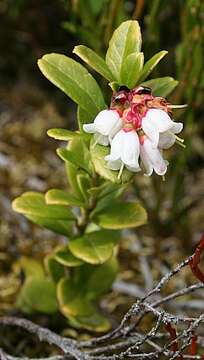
[
  {"left": 81, "top": 257, "right": 118, "bottom": 299},
  {"left": 138, "top": 50, "right": 168, "bottom": 82},
  {"left": 26, "top": 214, "right": 73, "bottom": 236},
  {"left": 73, "top": 45, "right": 114, "bottom": 81},
  {"left": 76, "top": 173, "right": 91, "bottom": 201},
  {"left": 120, "top": 52, "right": 144, "bottom": 89},
  {"left": 19, "top": 257, "right": 44, "bottom": 278},
  {"left": 38, "top": 53, "right": 106, "bottom": 118},
  {"left": 92, "top": 201, "right": 147, "bottom": 229},
  {"left": 12, "top": 192, "right": 75, "bottom": 220},
  {"left": 57, "top": 277, "right": 94, "bottom": 317},
  {"left": 16, "top": 277, "right": 57, "bottom": 314},
  {"left": 55, "top": 246, "right": 83, "bottom": 267},
  {"left": 44, "top": 254, "right": 65, "bottom": 283},
  {"left": 142, "top": 77, "right": 178, "bottom": 97},
  {"left": 68, "top": 312, "right": 110, "bottom": 332},
  {"left": 45, "top": 189, "right": 85, "bottom": 207},
  {"left": 106, "top": 20, "right": 142, "bottom": 81},
  {"left": 57, "top": 148, "right": 91, "bottom": 176},
  {"left": 69, "top": 230, "right": 119, "bottom": 264},
  {"left": 77, "top": 106, "right": 93, "bottom": 132},
  {"left": 47, "top": 128, "right": 81, "bottom": 141},
  {"left": 13, "top": 192, "right": 74, "bottom": 236}
]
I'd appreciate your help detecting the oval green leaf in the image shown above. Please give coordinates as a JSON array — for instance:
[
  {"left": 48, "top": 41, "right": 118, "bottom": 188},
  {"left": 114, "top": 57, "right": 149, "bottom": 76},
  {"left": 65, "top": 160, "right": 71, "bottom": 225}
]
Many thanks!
[
  {"left": 73, "top": 45, "right": 114, "bottom": 81},
  {"left": 120, "top": 52, "right": 144, "bottom": 89},
  {"left": 92, "top": 201, "right": 147, "bottom": 229},
  {"left": 106, "top": 20, "right": 142, "bottom": 81},
  {"left": 69, "top": 230, "right": 119, "bottom": 264},
  {"left": 138, "top": 50, "right": 168, "bottom": 83},
  {"left": 38, "top": 53, "right": 106, "bottom": 118}
]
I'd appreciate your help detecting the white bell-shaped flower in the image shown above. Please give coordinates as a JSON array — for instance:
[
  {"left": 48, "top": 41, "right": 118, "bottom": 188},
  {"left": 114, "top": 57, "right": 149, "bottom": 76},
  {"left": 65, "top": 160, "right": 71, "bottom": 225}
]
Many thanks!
[
  {"left": 83, "top": 109, "right": 122, "bottom": 146},
  {"left": 105, "top": 130, "right": 141, "bottom": 172},
  {"left": 142, "top": 109, "right": 183, "bottom": 148},
  {"left": 140, "top": 136, "right": 168, "bottom": 176}
]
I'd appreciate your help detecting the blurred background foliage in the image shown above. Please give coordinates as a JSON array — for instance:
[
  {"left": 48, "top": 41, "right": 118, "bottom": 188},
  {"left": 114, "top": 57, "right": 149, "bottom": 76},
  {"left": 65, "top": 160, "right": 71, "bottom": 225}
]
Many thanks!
[{"left": 0, "top": 0, "right": 204, "bottom": 350}]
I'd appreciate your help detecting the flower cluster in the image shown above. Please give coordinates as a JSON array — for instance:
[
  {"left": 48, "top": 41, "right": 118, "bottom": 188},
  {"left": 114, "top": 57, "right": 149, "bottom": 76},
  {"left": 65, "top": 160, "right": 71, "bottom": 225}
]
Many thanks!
[{"left": 83, "top": 86, "right": 184, "bottom": 177}]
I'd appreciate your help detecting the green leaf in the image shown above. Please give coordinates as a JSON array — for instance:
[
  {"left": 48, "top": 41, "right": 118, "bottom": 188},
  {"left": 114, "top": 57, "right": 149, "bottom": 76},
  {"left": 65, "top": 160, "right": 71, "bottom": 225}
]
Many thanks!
[
  {"left": 73, "top": 45, "right": 114, "bottom": 81},
  {"left": 120, "top": 52, "right": 144, "bottom": 89},
  {"left": 76, "top": 173, "right": 91, "bottom": 201},
  {"left": 65, "top": 139, "right": 89, "bottom": 199},
  {"left": 92, "top": 201, "right": 147, "bottom": 229},
  {"left": 90, "top": 138, "right": 133, "bottom": 184},
  {"left": 47, "top": 128, "right": 81, "bottom": 141},
  {"left": 57, "top": 277, "right": 94, "bottom": 317},
  {"left": 138, "top": 50, "right": 168, "bottom": 82},
  {"left": 82, "top": 257, "right": 118, "bottom": 299},
  {"left": 19, "top": 257, "right": 44, "bottom": 278},
  {"left": 38, "top": 53, "right": 106, "bottom": 118},
  {"left": 55, "top": 246, "right": 83, "bottom": 267},
  {"left": 69, "top": 230, "right": 119, "bottom": 265},
  {"left": 106, "top": 20, "right": 142, "bottom": 81},
  {"left": 12, "top": 192, "right": 75, "bottom": 220},
  {"left": 16, "top": 277, "right": 57, "bottom": 314},
  {"left": 57, "top": 148, "right": 92, "bottom": 176},
  {"left": 142, "top": 77, "right": 179, "bottom": 97},
  {"left": 26, "top": 214, "right": 73, "bottom": 237},
  {"left": 57, "top": 137, "right": 93, "bottom": 176},
  {"left": 44, "top": 254, "right": 65, "bottom": 283},
  {"left": 68, "top": 312, "right": 111, "bottom": 332},
  {"left": 92, "top": 184, "right": 127, "bottom": 216},
  {"left": 45, "top": 189, "right": 85, "bottom": 207},
  {"left": 13, "top": 192, "right": 74, "bottom": 236},
  {"left": 77, "top": 106, "right": 93, "bottom": 132}
]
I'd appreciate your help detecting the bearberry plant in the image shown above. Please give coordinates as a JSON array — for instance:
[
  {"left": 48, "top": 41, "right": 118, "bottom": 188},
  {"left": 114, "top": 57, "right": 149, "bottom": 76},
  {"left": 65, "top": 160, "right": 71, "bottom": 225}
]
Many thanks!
[{"left": 12, "top": 20, "right": 184, "bottom": 332}]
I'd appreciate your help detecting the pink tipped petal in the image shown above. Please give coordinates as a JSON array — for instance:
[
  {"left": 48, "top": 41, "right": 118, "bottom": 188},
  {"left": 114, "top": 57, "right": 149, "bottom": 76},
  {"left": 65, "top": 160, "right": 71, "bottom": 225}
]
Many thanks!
[
  {"left": 171, "top": 122, "right": 183, "bottom": 134},
  {"left": 142, "top": 117, "right": 159, "bottom": 148},
  {"left": 158, "top": 131, "right": 176, "bottom": 149}
]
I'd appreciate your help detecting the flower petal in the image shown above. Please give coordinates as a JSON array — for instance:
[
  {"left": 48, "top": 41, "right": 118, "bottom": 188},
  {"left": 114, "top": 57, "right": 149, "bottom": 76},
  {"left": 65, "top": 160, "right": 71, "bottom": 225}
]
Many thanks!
[
  {"left": 106, "top": 160, "right": 122, "bottom": 170},
  {"left": 121, "top": 131, "right": 140, "bottom": 169},
  {"left": 94, "top": 133, "right": 109, "bottom": 146},
  {"left": 142, "top": 116, "right": 159, "bottom": 148},
  {"left": 158, "top": 131, "right": 176, "bottom": 149},
  {"left": 140, "top": 146, "right": 153, "bottom": 176},
  {"left": 171, "top": 122, "right": 183, "bottom": 134},
  {"left": 141, "top": 138, "right": 168, "bottom": 176},
  {"left": 104, "top": 130, "right": 124, "bottom": 162},
  {"left": 83, "top": 123, "right": 96, "bottom": 133},
  {"left": 94, "top": 109, "right": 121, "bottom": 135},
  {"left": 144, "top": 109, "right": 174, "bottom": 132}
]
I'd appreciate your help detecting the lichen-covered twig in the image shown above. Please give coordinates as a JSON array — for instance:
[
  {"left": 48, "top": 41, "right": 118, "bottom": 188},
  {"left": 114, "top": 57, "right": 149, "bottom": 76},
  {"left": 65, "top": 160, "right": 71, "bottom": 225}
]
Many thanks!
[{"left": 1, "top": 235, "right": 204, "bottom": 360}]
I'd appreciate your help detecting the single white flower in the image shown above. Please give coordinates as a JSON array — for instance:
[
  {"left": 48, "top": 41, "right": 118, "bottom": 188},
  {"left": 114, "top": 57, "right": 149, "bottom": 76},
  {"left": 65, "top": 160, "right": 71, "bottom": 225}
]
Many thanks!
[
  {"left": 105, "top": 129, "right": 141, "bottom": 174},
  {"left": 83, "top": 109, "right": 122, "bottom": 146},
  {"left": 142, "top": 109, "right": 183, "bottom": 148},
  {"left": 140, "top": 136, "right": 168, "bottom": 176}
]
